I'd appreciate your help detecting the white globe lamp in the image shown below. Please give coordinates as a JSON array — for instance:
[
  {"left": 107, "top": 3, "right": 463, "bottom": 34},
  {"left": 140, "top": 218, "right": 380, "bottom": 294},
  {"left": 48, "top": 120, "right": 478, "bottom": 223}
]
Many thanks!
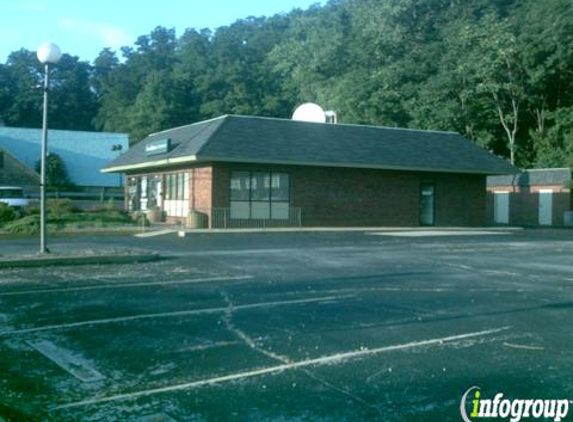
[{"left": 37, "top": 42, "right": 62, "bottom": 64}]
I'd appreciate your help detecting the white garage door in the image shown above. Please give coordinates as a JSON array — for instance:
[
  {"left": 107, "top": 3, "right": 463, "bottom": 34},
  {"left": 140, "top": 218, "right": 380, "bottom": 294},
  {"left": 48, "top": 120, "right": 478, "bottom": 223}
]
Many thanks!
[
  {"left": 538, "top": 190, "right": 553, "bottom": 226},
  {"left": 494, "top": 191, "right": 509, "bottom": 225}
]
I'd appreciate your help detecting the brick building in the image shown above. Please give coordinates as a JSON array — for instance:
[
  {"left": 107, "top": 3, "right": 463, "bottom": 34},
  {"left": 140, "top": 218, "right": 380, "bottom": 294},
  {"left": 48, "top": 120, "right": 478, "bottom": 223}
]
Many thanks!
[
  {"left": 487, "top": 168, "right": 573, "bottom": 226},
  {"left": 102, "top": 115, "right": 515, "bottom": 228}
]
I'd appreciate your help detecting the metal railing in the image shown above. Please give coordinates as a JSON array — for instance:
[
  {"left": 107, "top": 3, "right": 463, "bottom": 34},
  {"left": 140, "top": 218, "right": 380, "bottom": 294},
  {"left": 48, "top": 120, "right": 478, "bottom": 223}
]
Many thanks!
[
  {"left": 26, "top": 188, "right": 125, "bottom": 211},
  {"left": 211, "top": 207, "right": 302, "bottom": 229}
]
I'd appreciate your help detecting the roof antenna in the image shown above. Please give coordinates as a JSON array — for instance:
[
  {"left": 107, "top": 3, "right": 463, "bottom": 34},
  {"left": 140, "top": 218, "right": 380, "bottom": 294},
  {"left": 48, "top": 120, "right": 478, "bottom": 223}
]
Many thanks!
[{"left": 325, "top": 110, "right": 337, "bottom": 124}]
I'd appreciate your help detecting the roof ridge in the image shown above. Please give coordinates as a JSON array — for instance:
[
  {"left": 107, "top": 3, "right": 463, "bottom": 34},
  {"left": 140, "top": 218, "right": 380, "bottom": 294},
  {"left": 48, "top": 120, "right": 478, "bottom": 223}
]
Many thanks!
[
  {"left": 195, "top": 116, "right": 230, "bottom": 156},
  {"left": 225, "top": 114, "right": 460, "bottom": 136}
]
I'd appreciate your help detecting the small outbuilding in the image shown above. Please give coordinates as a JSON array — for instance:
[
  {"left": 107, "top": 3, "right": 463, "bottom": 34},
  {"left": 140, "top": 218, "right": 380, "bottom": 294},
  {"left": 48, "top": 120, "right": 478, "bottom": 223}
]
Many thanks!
[
  {"left": 487, "top": 168, "right": 573, "bottom": 227},
  {"left": 102, "top": 115, "right": 516, "bottom": 228}
]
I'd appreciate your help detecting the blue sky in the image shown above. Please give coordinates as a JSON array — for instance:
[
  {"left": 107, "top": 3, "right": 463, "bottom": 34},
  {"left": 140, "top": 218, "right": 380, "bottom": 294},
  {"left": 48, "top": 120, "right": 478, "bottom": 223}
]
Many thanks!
[{"left": 1, "top": 0, "right": 324, "bottom": 63}]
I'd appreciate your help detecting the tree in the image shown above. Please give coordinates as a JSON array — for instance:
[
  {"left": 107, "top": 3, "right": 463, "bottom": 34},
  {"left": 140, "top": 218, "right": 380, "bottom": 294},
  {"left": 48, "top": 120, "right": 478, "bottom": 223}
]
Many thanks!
[
  {"left": 127, "top": 69, "right": 200, "bottom": 142},
  {"left": 2, "top": 49, "right": 44, "bottom": 128},
  {"left": 2, "top": 0, "right": 571, "bottom": 168},
  {"left": 93, "top": 27, "right": 181, "bottom": 136},
  {"left": 35, "top": 153, "right": 74, "bottom": 189},
  {"left": 1, "top": 49, "right": 97, "bottom": 131}
]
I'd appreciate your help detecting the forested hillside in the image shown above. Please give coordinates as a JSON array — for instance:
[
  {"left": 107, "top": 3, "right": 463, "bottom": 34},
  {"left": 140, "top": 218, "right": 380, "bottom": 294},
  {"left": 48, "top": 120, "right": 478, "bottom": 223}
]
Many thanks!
[{"left": 1, "top": 0, "right": 572, "bottom": 168}]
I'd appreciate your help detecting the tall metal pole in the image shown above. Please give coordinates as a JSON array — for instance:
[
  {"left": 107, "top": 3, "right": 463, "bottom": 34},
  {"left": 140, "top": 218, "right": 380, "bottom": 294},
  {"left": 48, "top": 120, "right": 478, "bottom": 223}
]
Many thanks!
[{"left": 40, "top": 63, "right": 50, "bottom": 254}]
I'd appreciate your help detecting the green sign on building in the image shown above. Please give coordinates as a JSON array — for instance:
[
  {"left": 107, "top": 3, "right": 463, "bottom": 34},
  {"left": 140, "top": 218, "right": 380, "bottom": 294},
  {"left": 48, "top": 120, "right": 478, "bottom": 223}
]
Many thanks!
[{"left": 145, "top": 138, "right": 170, "bottom": 156}]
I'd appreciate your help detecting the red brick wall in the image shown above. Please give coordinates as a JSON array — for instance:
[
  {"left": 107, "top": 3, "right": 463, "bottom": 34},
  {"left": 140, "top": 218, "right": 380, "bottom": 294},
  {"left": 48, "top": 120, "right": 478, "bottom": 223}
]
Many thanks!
[
  {"left": 434, "top": 173, "right": 486, "bottom": 226},
  {"left": 213, "top": 163, "right": 487, "bottom": 227},
  {"left": 189, "top": 166, "right": 213, "bottom": 212}
]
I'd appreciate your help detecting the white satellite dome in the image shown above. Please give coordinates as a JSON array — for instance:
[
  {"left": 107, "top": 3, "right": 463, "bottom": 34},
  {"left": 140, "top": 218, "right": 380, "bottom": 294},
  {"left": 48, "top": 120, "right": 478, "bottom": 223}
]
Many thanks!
[{"left": 292, "top": 103, "right": 326, "bottom": 123}]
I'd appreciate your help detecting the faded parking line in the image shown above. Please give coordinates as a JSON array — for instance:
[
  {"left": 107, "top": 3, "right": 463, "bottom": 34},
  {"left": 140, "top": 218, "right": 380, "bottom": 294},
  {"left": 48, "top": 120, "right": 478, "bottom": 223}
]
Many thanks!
[
  {"left": 27, "top": 339, "right": 105, "bottom": 383},
  {"left": 0, "top": 275, "right": 253, "bottom": 297},
  {"left": 4, "top": 295, "right": 353, "bottom": 336},
  {"left": 53, "top": 326, "right": 510, "bottom": 410}
]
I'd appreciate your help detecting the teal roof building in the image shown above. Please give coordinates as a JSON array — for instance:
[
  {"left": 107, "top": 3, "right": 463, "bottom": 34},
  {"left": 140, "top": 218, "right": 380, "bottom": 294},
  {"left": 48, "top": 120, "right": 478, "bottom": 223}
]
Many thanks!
[{"left": 0, "top": 127, "right": 128, "bottom": 187}]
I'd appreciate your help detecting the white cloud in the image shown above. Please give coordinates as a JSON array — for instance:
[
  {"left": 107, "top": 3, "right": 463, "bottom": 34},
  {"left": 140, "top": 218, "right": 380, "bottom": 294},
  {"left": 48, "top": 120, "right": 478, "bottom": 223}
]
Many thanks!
[{"left": 58, "top": 17, "right": 132, "bottom": 49}]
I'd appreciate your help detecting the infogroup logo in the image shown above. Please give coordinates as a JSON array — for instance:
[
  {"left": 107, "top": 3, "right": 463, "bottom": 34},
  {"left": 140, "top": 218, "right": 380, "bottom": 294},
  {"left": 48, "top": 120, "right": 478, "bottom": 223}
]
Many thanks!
[{"left": 460, "top": 386, "right": 571, "bottom": 422}]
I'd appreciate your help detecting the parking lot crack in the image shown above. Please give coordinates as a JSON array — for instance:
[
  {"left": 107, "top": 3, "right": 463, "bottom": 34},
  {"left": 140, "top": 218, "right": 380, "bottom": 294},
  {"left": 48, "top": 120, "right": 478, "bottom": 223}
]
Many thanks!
[{"left": 220, "top": 291, "right": 381, "bottom": 416}]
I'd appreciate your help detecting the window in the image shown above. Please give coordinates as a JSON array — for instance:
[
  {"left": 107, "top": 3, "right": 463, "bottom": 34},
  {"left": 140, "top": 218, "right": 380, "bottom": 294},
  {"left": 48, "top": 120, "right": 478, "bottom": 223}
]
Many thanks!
[
  {"left": 230, "top": 171, "right": 290, "bottom": 220},
  {"left": 127, "top": 177, "right": 140, "bottom": 211},
  {"left": 162, "top": 173, "right": 189, "bottom": 201},
  {"left": 147, "top": 175, "right": 161, "bottom": 208}
]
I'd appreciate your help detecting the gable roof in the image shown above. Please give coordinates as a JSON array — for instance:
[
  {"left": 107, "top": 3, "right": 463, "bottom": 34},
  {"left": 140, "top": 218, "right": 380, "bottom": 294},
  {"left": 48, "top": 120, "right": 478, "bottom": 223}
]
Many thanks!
[
  {"left": 102, "top": 115, "right": 516, "bottom": 175},
  {"left": 0, "top": 127, "right": 128, "bottom": 187}
]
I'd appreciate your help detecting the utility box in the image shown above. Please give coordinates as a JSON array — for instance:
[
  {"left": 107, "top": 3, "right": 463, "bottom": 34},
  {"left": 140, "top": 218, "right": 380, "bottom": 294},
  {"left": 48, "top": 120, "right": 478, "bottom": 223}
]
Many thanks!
[{"left": 186, "top": 210, "right": 208, "bottom": 229}]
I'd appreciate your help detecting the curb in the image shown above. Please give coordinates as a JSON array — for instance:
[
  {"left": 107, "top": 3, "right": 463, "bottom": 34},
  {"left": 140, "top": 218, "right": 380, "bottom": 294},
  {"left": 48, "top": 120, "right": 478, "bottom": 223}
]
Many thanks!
[
  {"left": 176, "top": 226, "right": 525, "bottom": 235},
  {"left": 0, "top": 252, "right": 161, "bottom": 268}
]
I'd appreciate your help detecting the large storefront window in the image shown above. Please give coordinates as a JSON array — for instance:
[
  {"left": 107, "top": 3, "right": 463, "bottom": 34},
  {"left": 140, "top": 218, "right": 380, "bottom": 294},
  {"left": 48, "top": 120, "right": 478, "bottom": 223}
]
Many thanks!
[
  {"left": 230, "top": 171, "right": 290, "bottom": 219},
  {"left": 164, "top": 173, "right": 187, "bottom": 201},
  {"left": 127, "top": 173, "right": 187, "bottom": 217},
  {"left": 147, "top": 175, "right": 161, "bottom": 208},
  {"left": 127, "top": 177, "right": 140, "bottom": 212},
  {"left": 164, "top": 172, "right": 189, "bottom": 217}
]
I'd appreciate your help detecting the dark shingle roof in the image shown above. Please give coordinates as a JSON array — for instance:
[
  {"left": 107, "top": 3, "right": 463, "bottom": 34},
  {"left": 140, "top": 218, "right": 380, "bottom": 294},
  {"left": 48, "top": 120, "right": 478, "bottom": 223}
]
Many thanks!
[
  {"left": 488, "top": 168, "right": 572, "bottom": 187},
  {"left": 103, "top": 115, "right": 516, "bottom": 175}
]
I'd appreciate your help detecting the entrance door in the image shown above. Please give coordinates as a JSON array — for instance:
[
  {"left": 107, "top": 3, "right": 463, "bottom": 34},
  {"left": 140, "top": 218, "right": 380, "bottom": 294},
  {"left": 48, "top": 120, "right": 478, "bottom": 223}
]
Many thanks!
[
  {"left": 494, "top": 191, "right": 509, "bottom": 225},
  {"left": 538, "top": 190, "right": 553, "bottom": 225},
  {"left": 420, "top": 184, "right": 435, "bottom": 226}
]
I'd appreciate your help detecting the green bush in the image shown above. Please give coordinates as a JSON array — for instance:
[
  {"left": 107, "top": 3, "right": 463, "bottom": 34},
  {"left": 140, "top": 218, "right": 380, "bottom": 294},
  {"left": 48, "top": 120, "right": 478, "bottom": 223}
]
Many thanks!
[
  {"left": 90, "top": 198, "right": 122, "bottom": 213},
  {"left": 25, "top": 205, "right": 40, "bottom": 215},
  {"left": 3, "top": 215, "right": 40, "bottom": 234},
  {"left": 1, "top": 208, "right": 135, "bottom": 234},
  {"left": 48, "top": 199, "right": 80, "bottom": 215},
  {"left": 0, "top": 203, "right": 17, "bottom": 226},
  {"left": 133, "top": 212, "right": 150, "bottom": 227}
]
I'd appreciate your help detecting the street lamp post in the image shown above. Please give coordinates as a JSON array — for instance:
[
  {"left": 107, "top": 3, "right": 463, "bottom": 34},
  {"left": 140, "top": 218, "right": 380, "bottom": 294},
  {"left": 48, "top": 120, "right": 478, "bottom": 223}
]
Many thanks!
[{"left": 37, "top": 42, "right": 62, "bottom": 254}]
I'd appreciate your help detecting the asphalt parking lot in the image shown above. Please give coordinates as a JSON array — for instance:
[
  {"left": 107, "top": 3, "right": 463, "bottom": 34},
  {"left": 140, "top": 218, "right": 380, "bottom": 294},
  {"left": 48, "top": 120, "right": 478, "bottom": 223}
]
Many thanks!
[{"left": 0, "top": 229, "right": 572, "bottom": 421}]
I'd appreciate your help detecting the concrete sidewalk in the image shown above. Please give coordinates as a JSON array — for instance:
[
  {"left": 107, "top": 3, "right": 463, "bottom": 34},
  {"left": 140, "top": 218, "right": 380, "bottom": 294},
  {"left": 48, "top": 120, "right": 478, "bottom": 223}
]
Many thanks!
[{"left": 176, "top": 226, "right": 524, "bottom": 236}]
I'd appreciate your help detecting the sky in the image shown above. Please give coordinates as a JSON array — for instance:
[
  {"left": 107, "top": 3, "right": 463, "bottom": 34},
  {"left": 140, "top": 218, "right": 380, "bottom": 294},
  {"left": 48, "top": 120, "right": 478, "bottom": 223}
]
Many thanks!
[{"left": 0, "top": 0, "right": 324, "bottom": 63}]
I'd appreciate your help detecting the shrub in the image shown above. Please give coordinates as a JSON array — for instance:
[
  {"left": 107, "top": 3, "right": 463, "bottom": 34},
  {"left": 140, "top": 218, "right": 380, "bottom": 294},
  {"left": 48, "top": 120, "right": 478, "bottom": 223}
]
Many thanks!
[
  {"left": 48, "top": 199, "right": 80, "bottom": 215},
  {"left": 3, "top": 215, "right": 40, "bottom": 234},
  {"left": 0, "top": 203, "right": 17, "bottom": 226},
  {"left": 25, "top": 205, "right": 40, "bottom": 215},
  {"left": 91, "top": 199, "right": 120, "bottom": 213},
  {"left": 133, "top": 212, "right": 150, "bottom": 227}
]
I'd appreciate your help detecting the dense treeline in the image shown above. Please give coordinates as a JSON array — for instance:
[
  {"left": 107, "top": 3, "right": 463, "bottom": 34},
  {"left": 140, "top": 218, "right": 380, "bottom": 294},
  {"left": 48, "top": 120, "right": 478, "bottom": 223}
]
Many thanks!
[{"left": 1, "top": 0, "right": 572, "bottom": 168}]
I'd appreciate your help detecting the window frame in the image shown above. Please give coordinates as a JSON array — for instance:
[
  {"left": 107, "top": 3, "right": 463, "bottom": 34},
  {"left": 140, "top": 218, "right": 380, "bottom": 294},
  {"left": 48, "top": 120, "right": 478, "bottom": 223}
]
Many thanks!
[{"left": 229, "top": 170, "right": 291, "bottom": 220}]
